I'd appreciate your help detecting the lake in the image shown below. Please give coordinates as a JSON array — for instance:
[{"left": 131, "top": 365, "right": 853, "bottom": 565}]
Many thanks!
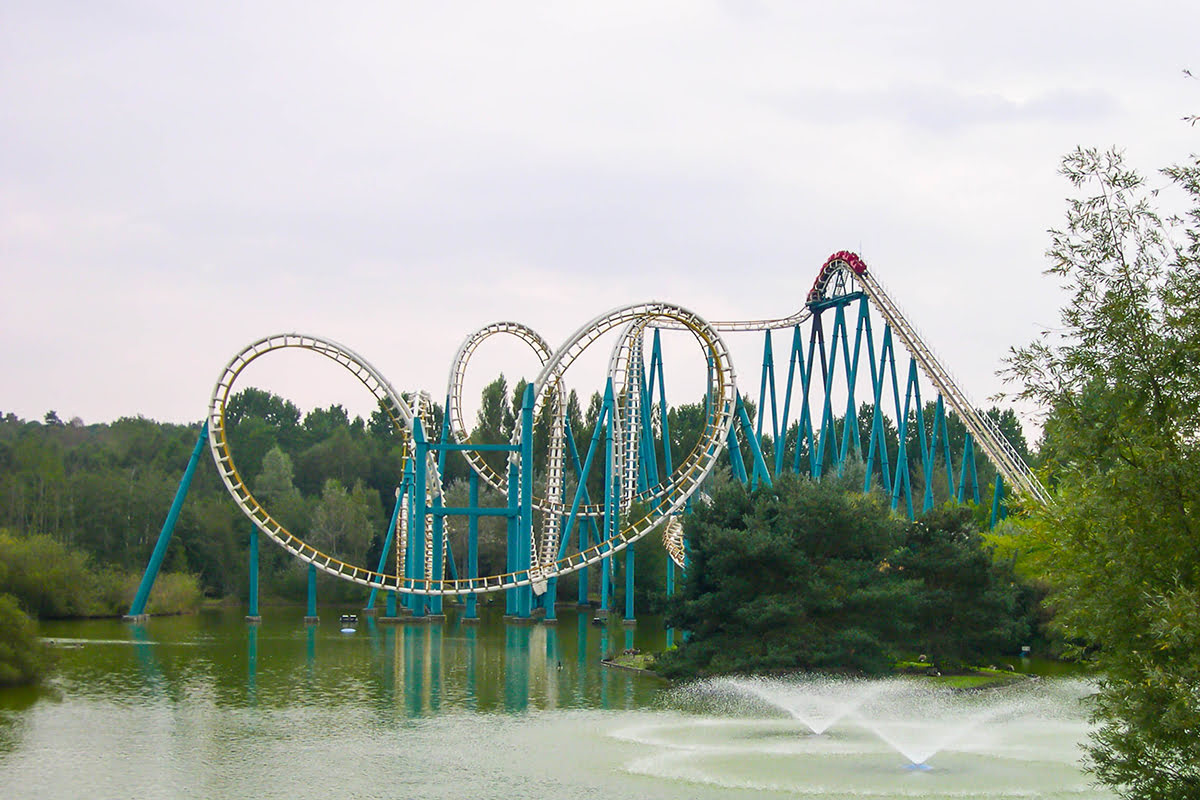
[{"left": 0, "top": 606, "right": 1111, "bottom": 799}]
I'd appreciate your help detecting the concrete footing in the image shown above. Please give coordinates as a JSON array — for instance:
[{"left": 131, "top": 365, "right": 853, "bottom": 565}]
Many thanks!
[
  {"left": 121, "top": 614, "right": 149, "bottom": 624},
  {"left": 245, "top": 615, "right": 262, "bottom": 624},
  {"left": 621, "top": 618, "right": 637, "bottom": 627},
  {"left": 303, "top": 615, "right": 319, "bottom": 625}
]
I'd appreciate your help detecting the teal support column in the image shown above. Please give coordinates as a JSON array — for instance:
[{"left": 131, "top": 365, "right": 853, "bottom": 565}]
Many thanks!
[
  {"left": 367, "top": 486, "right": 404, "bottom": 612},
  {"left": 623, "top": 543, "right": 635, "bottom": 623},
  {"left": 305, "top": 563, "right": 318, "bottom": 623},
  {"left": 600, "top": 380, "right": 616, "bottom": 615},
  {"left": 506, "top": 457, "right": 519, "bottom": 616},
  {"left": 430, "top": 490, "right": 445, "bottom": 617},
  {"left": 246, "top": 524, "right": 260, "bottom": 622},
  {"left": 516, "top": 384, "right": 535, "bottom": 619},
  {"left": 126, "top": 422, "right": 209, "bottom": 620},
  {"left": 464, "top": 471, "right": 479, "bottom": 621},
  {"left": 412, "top": 420, "right": 429, "bottom": 618},
  {"left": 544, "top": 576, "right": 558, "bottom": 622},
  {"left": 990, "top": 473, "right": 1006, "bottom": 529}
]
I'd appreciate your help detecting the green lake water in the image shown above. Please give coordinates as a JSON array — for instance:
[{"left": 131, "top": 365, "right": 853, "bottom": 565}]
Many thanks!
[{"left": 0, "top": 607, "right": 1112, "bottom": 799}]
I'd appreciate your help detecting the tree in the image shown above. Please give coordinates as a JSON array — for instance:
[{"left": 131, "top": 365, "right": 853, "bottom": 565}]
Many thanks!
[
  {"left": 1002, "top": 147, "right": 1200, "bottom": 797},
  {"left": 660, "top": 471, "right": 915, "bottom": 678},
  {"left": 253, "top": 446, "right": 305, "bottom": 532},
  {"left": 895, "top": 505, "right": 1030, "bottom": 671},
  {"left": 0, "top": 593, "right": 46, "bottom": 686},
  {"left": 309, "top": 479, "right": 377, "bottom": 565}
]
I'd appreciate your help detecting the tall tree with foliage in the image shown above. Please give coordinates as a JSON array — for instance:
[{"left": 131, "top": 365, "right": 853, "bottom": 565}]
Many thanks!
[
  {"left": 660, "top": 471, "right": 915, "bottom": 678},
  {"left": 1003, "top": 147, "right": 1200, "bottom": 797}
]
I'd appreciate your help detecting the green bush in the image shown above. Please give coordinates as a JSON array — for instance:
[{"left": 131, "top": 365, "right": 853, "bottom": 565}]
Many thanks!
[
  {"left": 0, "top": 530, "right": 201, "bottom": 618},
  {"left": 0, "top": 593, "right": 47, "bottom": 686}
]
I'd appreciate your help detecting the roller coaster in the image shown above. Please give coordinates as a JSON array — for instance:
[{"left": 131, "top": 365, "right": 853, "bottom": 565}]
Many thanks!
[{"left": 126, "top": 251, "right": 1047, "bottom": 623}]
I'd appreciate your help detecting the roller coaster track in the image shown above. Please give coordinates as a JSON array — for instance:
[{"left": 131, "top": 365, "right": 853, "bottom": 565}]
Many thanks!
[
  {"left": 209, "top": 254, "right": 1045, "bottom": 596},
  {"left": 213, "top": 305, "right": 734, "bottom": 595},
  {"left": 817, "top": 253, "right": 1050, "bottom": 506}
]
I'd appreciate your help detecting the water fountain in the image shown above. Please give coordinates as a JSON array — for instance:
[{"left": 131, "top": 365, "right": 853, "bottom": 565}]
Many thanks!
[
  {"left": 614, "top": 676, "right": 1105, "bottom": 797},
  {"left": 723, "top": 675, "right": 885, "bottom": 735}
]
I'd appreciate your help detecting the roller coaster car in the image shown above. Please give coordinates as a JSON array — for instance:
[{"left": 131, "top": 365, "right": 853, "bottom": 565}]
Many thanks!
[{"left": 339, "top": 614, "right": 358, "bottom": 631}]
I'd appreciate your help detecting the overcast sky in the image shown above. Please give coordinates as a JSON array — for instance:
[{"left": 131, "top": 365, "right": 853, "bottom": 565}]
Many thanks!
[{"left": 3, "top": 1, "right": 1196, "bottom": 435}]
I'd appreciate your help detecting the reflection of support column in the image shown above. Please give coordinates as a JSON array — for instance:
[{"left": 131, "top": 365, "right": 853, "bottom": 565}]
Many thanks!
[
  {"left": 465, "top": 625, "right": 478, "bottom": 707},
  {"left": 529, "top": 624, "right": 546, "bottom": 705},
  {"left": 425, "top": 625, "right": 438, "bottom": 711},
  {"left": 599, "top": 626, "right": 611, "bottom": 710},
  {"left": 404, "top": 626, "right": 422, "bottom": 716},
  {"left": 304, "top": 563, "right": 319, "bottom": 624},
  {"left": 129, "top": 623, "right": 162, "bottom": 687},
  {"left": 247, "top": 624, "right": 258, "bottom": 700},
  {"left": 306, "top": 623, "right": 315, "bottom": 676},
  {"left": 504, "top": 624, "right": 530, "bottom": 712},
  {"left": 545, "top": 625, "right": 559, "bottom": 710},
  {"left": 246, "top": 524, "right": 261, "bottom": 623}
]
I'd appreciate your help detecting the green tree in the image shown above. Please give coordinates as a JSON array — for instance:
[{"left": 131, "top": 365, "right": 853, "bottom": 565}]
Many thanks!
[
  {"left": 660, "top": 471, "right": 914, "bottom": 678},
  {"left": 1002, "top": 147, "right": 1200, "bottom": 797},
  {"left": 0, "top": 593, "right": 46, "bottom": 686},
  {"left": 895, "top": 505, "right": 1031, "bottom": 671},
  {"left": 253, "top": 446, "right": 306, "bottom": 532},
  {"left": 309, "top": 479, "right": 377, "bottom": 565}
]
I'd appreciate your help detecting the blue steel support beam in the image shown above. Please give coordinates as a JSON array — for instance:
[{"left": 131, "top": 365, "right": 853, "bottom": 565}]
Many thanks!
[
  {"left": 736, "top": 393, "right": 773, "bottom": 489},
  {"left": 814, "top": 305, "right": 849, "bottom": 478},
  {"left": 412, "top": 419, "right": 429, "bottom": 617},
  {"left": 127, "top": 422, "right": 209, "bottom": 619},
  {"left": 624, "top": 543, "right": 635, "bottom": 622},
  {"left": 890, "top": 358, "right": 918, "bottom": 519},
  {"left": 516, "top": 383, "right": 535, "bottom": 618},
  {"left": 306, "top": 563, "right": 318, "bottom": 621},
  {"left": 366, "top": 484, "right": 405, "bottom": 611},
  {"left": 990, "top": 473, "right": 1007, "bottom": 528},
  {"left": 755, "top": 331, "right": 780, "bottom": 465},
  {"left": 506, "top": 456, "right": 519, "bottom": 616},
  {"left": 957, "top": 433, "right": 981, "bottom": 504},
  {"left": 601, "top": 379, "right": 617, "bottom": 614},
  {"left": 838, "top": 298, "right": 870, "bottom": 465},
  {"left": 247, "top": 524, "right": 260, "bottom": 621},
  {"left": 465, "top": 471, "right": 479, "bottom": 620}
]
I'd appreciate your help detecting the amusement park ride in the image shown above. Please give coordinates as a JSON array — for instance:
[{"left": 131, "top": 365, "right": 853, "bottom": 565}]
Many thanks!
[{"left": 125, "top": 251, "right": 1047, "bottom": 626}]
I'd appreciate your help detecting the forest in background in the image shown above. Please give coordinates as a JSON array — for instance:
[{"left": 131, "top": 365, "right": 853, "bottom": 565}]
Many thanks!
[{"left": 0, "top": 373, "right": 1029, "bottom": 616}]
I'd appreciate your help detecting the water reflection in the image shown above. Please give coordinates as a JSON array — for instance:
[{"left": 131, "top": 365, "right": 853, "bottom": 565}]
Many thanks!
[{"left": 25, "top": 608, "right": 668, "bottom": 718}]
